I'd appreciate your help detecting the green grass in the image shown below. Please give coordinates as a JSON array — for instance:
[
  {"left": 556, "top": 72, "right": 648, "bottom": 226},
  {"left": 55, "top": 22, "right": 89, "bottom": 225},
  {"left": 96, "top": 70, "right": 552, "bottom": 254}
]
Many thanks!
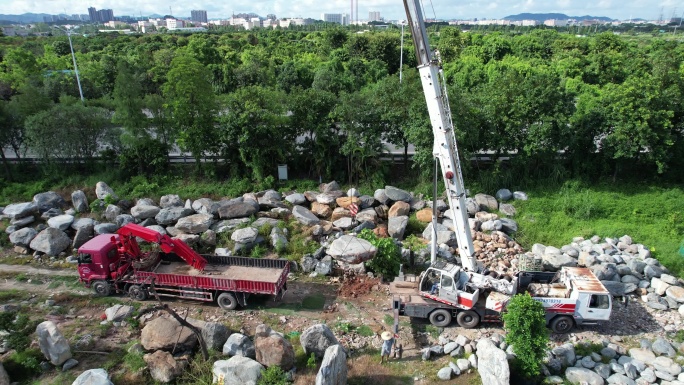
[
  {"left": 357, "top": 325, "right": 374, "bottom": 337},
  {"left": 514, "top": 181, "right": 684, "bottom": 278}
]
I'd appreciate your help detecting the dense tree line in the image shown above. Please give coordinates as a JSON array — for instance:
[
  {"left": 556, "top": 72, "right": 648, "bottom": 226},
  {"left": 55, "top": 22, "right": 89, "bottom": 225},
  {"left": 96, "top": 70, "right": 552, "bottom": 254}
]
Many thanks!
[{"left": 0, "top": 27, "right": 683, "bottom": 185}]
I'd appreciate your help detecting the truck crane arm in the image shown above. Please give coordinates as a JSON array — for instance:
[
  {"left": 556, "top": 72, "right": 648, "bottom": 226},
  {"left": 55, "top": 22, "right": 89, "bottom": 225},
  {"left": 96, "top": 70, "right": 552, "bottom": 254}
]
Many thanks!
[
  {"left": 116, "top": 223, "right": 207, "bottom": 271},
  {"left": 403, "top": 0, "right": 477, "bottom": 272}
]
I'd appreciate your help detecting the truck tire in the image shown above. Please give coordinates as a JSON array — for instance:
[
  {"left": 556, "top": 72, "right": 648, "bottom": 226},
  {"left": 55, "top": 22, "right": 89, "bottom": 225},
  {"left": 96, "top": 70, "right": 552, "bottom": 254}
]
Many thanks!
[
  {"left": 456, "top": 310, "right": 479, "bottom": 329},
  {"left": 128, "top": 285, "right": 148, "bottom": 301},
  {"left": 550, "top": 316, "right": 574, "bottom": 334},
  {"left": 217, "top": 292, "right": 238, "bottom": 310},
  {"left": 429, "top": 309, "right": 452, "bottom": 327},
  {"left": 92, "top": 280, "right": 111, "bottom": 297}
]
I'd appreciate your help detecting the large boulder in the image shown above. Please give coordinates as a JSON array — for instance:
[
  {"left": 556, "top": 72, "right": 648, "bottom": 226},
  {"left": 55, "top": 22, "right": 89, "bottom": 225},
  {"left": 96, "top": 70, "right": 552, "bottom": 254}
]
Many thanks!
[
  {"left": 311, "top": 202, "right": 332, "bottom": 218},
  {"left": 143, "top": 350, "right": 188, "bottom": 383},
  {"left": 327, "top": 235, "right": 377, "bottom": 264},
  {"left": 131, "top": 205, "right": 161, "bottom": 220},
  {"left": 71, "top": 190, "right": 89, "bottom": 213},
  {"left": 355, "top": 208, "right": 378, "bottom": 223},
  {"left": 666, "top": 286, "right": 684, "bottom": 303},
  {"left": 541, "top": 253, "right": 578, "bottom": 271},
  {"left": 476, "top": 338, "right": 509, "bottom": 385},
  {"left": 105, "top": 304, "right": 134, "bottom": 322},
  {"left": 315, "top": 344, "right": 347, "bottom": 385},
  {"left": 2, "top": 202, "right": 38, "bottom": 219},
  {"left": 474, "top": 194, "right": 498, "bottom": 211},
  {"left": 374, "top": 189, "right": 390, "bottom": 205},
  {"left": 384, "top": 186, "right": 411, "bottom": 202},
  {"left": 222, "top": 333, "right": 255, "bottom": 358},
  {"left": 388, "top": 216, "right": 409, "bottom": 240},
  {"left": 33, "top": 191, "right": 66, "bottom": 213},
  {"left": 155, "top": 207, "right": 194, "bottom": 226},
  {"left": 292, "top": 206, "right": 320, "bottom": 226},
  {"left": 495, "top": 189, "right": 513, "bottom": 201},
  {"left": 141, "top": 316, "right": 197, "bottom": 351},
  {"left": 388, "top": 201, "right": 410, "bottom": 218},
  {"left": 47, "top": 214, "right": 74, "bottom": 231},
  {"left": 72, "top": 369, "right": 113, "bottom": 385},
  {"left": 218, "top": 201, "right": 259, "bottom": 219},
  {"left": 212, "top": 356, "right": 263, "bottom": 385},
  {"left": 564, "top": 367, "right": 605, "bottom": 385},
  {"left": 192, "top": 198, "right": 220, "bottom": 216},
  {"left": 159, "top": 194, "right": 183, "bottom": 208},
  {"left": 30, "top": 228, "right": 71, "bottom": 256},
  {"left": 175, "top": 213, "right": 214, "bottom": 234},
  {"left": 320, "top": 181, "right": 341, "bottom": 193},
  {"left": 71, "top": 223, "right": 94, "bottom": 249},
  {"left": 232, "top": 227, "right": 258, "bottom": 244},
  {"left": 94, "top": 223, "right": 119, "bottom": 235},
  {"left": 254, "top": 324, "right": 295, "bottom": 370},
  {"left": 103, "top": 205, "right": 122, "bottom": 222},
  {"left": 300, "top": 324, "right": 340, "bottom": 360},
  {"left": 95, "top": 182, "right": 118, "bottom": 200},
  {"left": 285, "top": 193, "right": 306, "bottom": 205},
  {"left": 9, "top": 227, "right": 37, "bottom": 247},
  {"left": 36, "top": 321, "right": 72, "bottom": 366},
  {"left": 187, "top": 318, "right": 230, "bottom": 351}
]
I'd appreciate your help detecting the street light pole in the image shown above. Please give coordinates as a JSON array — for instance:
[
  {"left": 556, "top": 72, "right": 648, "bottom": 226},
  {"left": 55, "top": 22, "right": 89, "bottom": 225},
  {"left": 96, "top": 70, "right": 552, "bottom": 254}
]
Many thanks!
[
  {"left": 58, "top": 27, "right": 85, "bottom": 102},
  {"left": 399, "top": 22, "right": 405, "bottom": 83}
]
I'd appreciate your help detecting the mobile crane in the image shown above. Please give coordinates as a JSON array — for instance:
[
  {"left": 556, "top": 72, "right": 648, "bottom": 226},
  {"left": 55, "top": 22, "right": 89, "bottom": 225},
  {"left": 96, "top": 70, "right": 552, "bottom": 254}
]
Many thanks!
[
  {"left": 390, "top": 0, "right": 611, "bottom": 333},
  {"left": 77, "top": 223, "right": 290, "bottom": 310}
]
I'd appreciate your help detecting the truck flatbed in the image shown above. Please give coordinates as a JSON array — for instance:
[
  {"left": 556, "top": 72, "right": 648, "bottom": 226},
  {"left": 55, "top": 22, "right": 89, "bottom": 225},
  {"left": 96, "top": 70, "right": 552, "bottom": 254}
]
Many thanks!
[{"left": 154, "top": 261, "right": 284, "bottom": 283}]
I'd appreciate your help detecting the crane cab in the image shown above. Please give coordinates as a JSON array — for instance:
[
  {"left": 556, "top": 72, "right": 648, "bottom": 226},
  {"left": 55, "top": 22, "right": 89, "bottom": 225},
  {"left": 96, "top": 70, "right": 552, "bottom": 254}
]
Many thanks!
[{"left": 418, "top": 261, "right": 480, "bottom": 309}]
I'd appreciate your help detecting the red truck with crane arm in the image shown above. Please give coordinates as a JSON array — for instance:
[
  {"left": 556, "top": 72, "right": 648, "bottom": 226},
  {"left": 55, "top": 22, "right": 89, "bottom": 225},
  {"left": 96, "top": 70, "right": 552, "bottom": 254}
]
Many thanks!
[
  {"left": 77, "top": 223, "right": 290, "bottom": 310},
  {"left": 392, "top": 0, "right": 612, "bottom": 333}
]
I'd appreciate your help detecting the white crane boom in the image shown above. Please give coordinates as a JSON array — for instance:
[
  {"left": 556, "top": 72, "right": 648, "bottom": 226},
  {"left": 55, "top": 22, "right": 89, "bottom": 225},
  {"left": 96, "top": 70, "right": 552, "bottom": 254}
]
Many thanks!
[{"left": 402, "top": 0, "right": 478, "bottom": 272}]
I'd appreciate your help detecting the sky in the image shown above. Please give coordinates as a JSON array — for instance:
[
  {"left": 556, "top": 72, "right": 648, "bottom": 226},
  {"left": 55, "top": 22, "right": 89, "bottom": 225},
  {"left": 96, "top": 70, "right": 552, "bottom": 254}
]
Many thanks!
[{"left": 0, "top": 0, "right": 678, "bottom": 21}]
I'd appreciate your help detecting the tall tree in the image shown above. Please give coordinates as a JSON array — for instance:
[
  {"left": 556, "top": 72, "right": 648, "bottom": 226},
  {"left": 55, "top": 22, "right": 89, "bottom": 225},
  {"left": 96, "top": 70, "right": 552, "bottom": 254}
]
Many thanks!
[{"left": 163, "top": 56, "right": 218, "bottom": 170}]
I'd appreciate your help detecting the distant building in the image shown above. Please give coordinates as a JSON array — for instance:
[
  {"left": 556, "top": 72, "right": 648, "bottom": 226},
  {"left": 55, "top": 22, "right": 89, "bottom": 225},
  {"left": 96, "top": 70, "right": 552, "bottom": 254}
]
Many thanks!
[
  {"left": 98, "top": 9, "right": 114, "bottom": 23},
  {"left": 169, "top": 27, "right": 207, "bottom": 33},
  {"left": 522, "top": 19, "right": 541, "bottom": 26},
  {"left": 191, "top": 10, "right": 208, "bottom": 23},
  {"left": 544, "top": 19, "right": 568, "bottom": 27},
  {"left": 88, "top": 7, "right": 98, "bottom": 22},
  {"left": 166, "top": 19, "right": 185, "bottom": 29},
  {"left": 369, "top": 11, "right": 381, "bottom": 22},
  {"left": 105, "top": 20, "right": 128, "bottom": 28},
  {"left": 321, "top": 13, "right": 349, "bottom": 25}
]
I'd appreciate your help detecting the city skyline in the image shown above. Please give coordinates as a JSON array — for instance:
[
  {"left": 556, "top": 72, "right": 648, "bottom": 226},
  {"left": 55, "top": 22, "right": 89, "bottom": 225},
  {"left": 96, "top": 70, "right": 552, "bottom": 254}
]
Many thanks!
[{"left": 0, "top": 0, "right": 678, "bottom": 21}]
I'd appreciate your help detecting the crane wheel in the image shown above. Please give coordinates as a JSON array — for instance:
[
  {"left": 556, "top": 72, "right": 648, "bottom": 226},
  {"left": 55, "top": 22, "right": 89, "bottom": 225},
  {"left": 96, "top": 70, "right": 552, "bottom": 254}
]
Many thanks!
[
  {"left": 217, "top": 292, "right": 238, "bottom": 310},
  {"left": 92, "top": 280, "right": 111, "bottom": 297},
  {"left": 128, "top": 285, "right": 148, "bottom": 301},
  {"left": 456, "top": 310, "right": 479, "bottom": 329},
  {"left": 429, "top": 309, "right": 452, "bottom": 327}
]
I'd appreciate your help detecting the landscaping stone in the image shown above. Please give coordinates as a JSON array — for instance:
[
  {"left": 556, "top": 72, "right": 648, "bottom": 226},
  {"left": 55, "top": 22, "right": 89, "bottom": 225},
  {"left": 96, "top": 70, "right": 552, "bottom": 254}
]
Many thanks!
[
  {"left": 47, "top": 215, "right": 74, "bottom": 231},
  {"left": 30, "top": 228, "right": 71, "bottom": 256},
  {"left": 315, "top": 344, "right": 347, "bottom": 385},
  {"left": 476, "top": 338, "right": 509, "bottom": 385},
  {"left": 36, "top": 321, "right": 72, "bottom": 366},
  {"left": 218, "top": 201, "right": 259, "bottom": 219},
  {"left": 71, "top": 190, "right": 89, "bottom": 212},
  {"left": 141, "top": 316, "right": 197, "bottom": 351},
  {"left": 222, "top": 333, "right": 255, "bottom": 358},
  {"left": 155, "top": 207, "right": 194, "bottom": 225},
  {"left": 33, "top": 191, "right": 66, "bottom": 213},
  {"left": 72, "top": 369, "right": 113, "bottom": 385},
  {"left": 175, "top": 213, "right": 214, "bottom": 234},
  {"left": 9, "top": 227, "right": 37, "bottom": 247},
  {"left": 104, "top": 304, "right": 134, "bottom": 322},
  {"left": 212, "top": 356, "right": 263, "bottom": 385},
  {"left": 254, "top": 324, "right": 295, "bottom": 369},
  {"left": 292, "top": 205, "right": 320, "bottom": 226},
  {"left": 388, "top": 215, "right": 409, "bottom": 240},
  {"left": 327, "top": 235, "right": 377, "bottom": 264},
  {"left": 2, "top": 202, "right": 38, "bottom": 219},
  {"left": 564, "top": 367, "right": 605, "bottom": 385},
  {"left": 301, "top": 324, "right": 340, "bottom": 360},
  {"left": 144, "top": 350, "right": 187, "bottom": 383},
  {"left": 495, "top": 189, "right": 513, "bottom": 201},
  {"left": 384, "top": 186, "right": 411, "bottom": 202}
]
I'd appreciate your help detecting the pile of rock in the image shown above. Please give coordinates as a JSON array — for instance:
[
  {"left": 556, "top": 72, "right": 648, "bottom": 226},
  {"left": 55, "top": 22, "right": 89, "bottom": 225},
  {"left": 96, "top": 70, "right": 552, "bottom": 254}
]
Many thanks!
[
  {"left": 215, "top": 323, "right": 347, "bottom": 385},
  {"left": 424, "top": 333, "right": 511, "bottom": 383},
  {"left": 2, "top": 181, "right": 530, "bottom": 280},
  {"left": 522, "top": 235, "right": 684, "bottom": 323},
  {"left": 549, "top": 336, "right": 684, "bottom": 385}
]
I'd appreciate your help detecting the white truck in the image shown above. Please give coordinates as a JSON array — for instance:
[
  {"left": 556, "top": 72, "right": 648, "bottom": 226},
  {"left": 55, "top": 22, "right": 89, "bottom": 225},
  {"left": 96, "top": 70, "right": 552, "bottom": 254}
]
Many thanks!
[{"left": 391, "top": 265, "right": 612, "bottom": 333}]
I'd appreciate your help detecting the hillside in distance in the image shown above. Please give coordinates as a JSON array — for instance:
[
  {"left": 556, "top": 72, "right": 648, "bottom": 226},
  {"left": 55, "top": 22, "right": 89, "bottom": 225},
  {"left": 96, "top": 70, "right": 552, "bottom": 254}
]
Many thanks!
[
  {"left": 0, "top": 13, "right": 52, "bottom": 23},
  {"left": 504, "top": 13, "right": 614, "bottom": 22}
]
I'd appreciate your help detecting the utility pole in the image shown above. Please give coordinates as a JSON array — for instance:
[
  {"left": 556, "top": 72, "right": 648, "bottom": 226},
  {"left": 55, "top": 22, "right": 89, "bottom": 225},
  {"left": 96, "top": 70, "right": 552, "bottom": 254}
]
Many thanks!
[{"left": 56, "top": 26, "right": 84, "bottom": 102}]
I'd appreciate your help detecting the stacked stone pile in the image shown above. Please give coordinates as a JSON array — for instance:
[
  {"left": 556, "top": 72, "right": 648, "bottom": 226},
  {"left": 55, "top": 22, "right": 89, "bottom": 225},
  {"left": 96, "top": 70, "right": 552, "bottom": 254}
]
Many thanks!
[
  {"left": 522, "top": 235, "right": 684, "bottom": 323},
  {"left": 2, "top": 182, "right": 528, "bottom": 280},
  {"left": 548, "top": 336, "right": 684, "bottom": 385},
  {"left": 421, "top": 332, "right": 511, "bottom": 383}
]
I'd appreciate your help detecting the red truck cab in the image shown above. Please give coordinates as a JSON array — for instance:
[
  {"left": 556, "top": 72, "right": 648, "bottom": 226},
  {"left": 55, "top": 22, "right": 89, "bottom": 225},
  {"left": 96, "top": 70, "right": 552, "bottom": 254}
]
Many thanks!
[{"left": 77, "top": 234, "right": 120, "bottom": 292}]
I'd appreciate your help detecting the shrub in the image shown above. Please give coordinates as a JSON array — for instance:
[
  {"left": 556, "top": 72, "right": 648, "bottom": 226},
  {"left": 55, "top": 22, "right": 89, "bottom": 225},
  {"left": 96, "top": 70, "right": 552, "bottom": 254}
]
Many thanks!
[
  {"left": 0, "top": 311, "right": 39, "bottom": 352},
  {"left": 306, "top": 352, "right": 317, "bottom": 369},
  {"left": 258, "top": 365, "right": 289, "bottom": 385},
  {"left": 357, "top": 229, "right": 401, "bottom": 280},
  {"left": 503, "top": 293, "right": 549, "bottom": 378},
  {"left": 3, "top": 348, "right": 42, "bottom": 381}
]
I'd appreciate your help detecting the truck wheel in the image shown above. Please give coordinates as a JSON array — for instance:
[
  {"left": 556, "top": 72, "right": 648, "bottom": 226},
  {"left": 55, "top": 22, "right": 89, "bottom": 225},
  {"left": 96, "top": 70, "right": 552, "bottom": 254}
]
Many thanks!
[
  {"left": 456, "top": 310, "right": 479, "bottom": 329},
  {"left": 217, "top": 292, "right": 238, "bottom": 310},
  {"left": 550, "top": 316, "right": 574, "bottom": 334},
  {"left": 92, "top": 280, "right": 111, "bottom": 297},
  {"left": 128, "top": 285, "right": 148, "bottom": 301},
  {"left": 429, "top": 309, "right": 452, "bottom": 327}
]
